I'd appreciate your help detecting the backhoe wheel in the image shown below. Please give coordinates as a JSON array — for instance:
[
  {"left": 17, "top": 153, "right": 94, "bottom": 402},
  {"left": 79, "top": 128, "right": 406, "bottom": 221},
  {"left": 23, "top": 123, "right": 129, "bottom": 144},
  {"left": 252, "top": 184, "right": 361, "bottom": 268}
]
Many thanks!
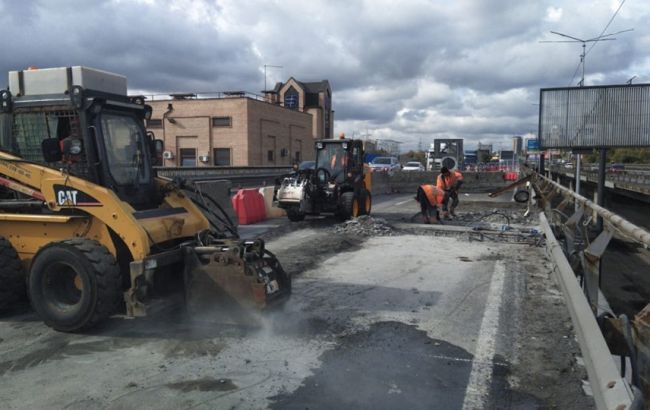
[
  {"left": 361, "top": 190, "right": 372, "bottom": 216},
  {"left": 287, "top": 207, "right": 305, "bottom": 222},
  {"left": 0, "top": 237, "right": 26, "bottom": 311},
  {"left": 339, "top": 192, "right": 361, "bottom": 220},
  {"left": 28, "top": 239, "right": 121, "bottom": 332}
]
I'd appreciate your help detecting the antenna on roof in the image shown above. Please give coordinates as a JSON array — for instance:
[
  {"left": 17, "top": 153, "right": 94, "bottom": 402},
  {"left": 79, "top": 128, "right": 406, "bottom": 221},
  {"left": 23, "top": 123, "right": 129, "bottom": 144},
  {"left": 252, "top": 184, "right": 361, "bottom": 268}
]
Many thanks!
[
  {"left": 626, "top": 75, "right": 637, "bottom": 85},
  {"left": 263, "top": 64, "right": 283, "bottom": 92},
  {"left": 540, "top": 28, "right": 633, "bottom": 87}
]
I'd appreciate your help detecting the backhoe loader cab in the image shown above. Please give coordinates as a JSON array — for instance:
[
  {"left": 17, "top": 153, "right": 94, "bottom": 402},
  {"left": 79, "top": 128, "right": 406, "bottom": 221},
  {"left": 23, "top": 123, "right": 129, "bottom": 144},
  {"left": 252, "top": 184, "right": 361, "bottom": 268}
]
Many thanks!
[
  {"left": 0, "top": 67, "right": 290, "bottom": 331},
  {"left": 275, "top": 138, "right": 371, "bottom": 221}
]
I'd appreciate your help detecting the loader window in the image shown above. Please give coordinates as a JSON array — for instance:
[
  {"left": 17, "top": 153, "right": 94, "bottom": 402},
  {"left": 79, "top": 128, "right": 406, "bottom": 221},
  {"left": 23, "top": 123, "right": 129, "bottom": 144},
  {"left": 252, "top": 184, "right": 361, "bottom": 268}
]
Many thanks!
[
  {"left": 11, "top": 112, "right": 50, "bottom": 161},
  {"left": 10, "top": 111, "right": 88, "bottom": 179},
  {"left": 0, "top": 113, "right": 12, "bottom": 153},
  {"left": 316, "top": 143, "right": 347, "bottom": 183},
  {"left": 100, "top": 113, "right": 150, "bottom": 186}
]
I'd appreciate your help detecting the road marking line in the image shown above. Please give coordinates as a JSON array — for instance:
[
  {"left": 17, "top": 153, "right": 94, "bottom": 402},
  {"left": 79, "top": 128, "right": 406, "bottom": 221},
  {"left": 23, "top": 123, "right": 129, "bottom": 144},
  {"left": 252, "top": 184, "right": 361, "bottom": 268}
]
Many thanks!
[
  {"left": 395, "top": 199, "right": 412, "bottom": 206},
  {"left": 462, "top": 261, "right": 506, "bottom": 410}
]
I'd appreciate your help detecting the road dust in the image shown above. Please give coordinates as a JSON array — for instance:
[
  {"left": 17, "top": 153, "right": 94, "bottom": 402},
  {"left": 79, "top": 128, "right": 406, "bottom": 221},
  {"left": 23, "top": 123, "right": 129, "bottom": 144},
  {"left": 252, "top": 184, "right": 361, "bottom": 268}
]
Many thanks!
[{"left": 0, "top": 196, "right": 593, "bottom": 409}]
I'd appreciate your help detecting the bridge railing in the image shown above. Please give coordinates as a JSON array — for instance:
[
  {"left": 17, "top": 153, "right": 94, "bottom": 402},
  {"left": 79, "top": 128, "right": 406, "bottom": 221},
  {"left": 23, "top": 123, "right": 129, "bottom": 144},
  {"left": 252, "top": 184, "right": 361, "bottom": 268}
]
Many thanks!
[
  {"left": 529, "top": 169, "right": 649, "bottom": 408},
  {"left": 549, "top": 165, "right": 650, "bottom": 196}
]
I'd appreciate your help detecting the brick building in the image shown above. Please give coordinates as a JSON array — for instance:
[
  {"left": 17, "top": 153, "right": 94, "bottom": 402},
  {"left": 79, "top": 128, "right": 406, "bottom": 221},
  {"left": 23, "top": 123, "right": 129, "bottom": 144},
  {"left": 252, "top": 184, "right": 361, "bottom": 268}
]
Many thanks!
[
  {"left": 264, "top": 78, "right": 333, "bottom": 140},
  {"left": 145, "top": 78, "right": 333, "bottom": 167}
]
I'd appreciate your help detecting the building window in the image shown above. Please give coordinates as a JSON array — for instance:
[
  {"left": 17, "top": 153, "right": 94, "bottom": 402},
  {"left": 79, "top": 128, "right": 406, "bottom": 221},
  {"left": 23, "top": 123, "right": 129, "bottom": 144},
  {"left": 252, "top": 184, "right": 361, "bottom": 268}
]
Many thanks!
[
  {"left": 147, "top": 118, "right": 163, "bottom": 128},
  {"left": 213, "top": 148, "right": 231, "bottom": 166},
  {"left": 267, "top": 150, "right": 275, "bottom": 162},
  {"left": 284, "top": 87, "right": 299, "bottom": 109},
  {"left": 179, "top": 148, "right": 197, "bottom": 167},
  {"left": 295, "top": 151, "right": 301, "bottom": 163},
  {"left": 212, "top": 116, "right": 232, "bottom": 127}
]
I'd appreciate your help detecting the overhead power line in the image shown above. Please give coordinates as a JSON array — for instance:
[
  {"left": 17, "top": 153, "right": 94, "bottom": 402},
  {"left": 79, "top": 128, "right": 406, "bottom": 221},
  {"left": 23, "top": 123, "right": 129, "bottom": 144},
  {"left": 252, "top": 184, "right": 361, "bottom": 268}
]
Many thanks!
[{"left": 586, "top": 0, "right": 628, "bottom": 57}]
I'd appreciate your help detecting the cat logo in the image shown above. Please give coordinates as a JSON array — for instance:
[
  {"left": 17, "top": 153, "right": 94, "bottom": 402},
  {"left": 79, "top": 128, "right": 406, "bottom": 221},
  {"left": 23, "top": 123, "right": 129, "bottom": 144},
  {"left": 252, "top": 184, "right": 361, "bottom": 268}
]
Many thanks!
[
  {"left": 57, "top": 190, "right": 78, "bottom": 206},
  {"left": 53, "top": 185, "right": 102, "bottom": 207}
]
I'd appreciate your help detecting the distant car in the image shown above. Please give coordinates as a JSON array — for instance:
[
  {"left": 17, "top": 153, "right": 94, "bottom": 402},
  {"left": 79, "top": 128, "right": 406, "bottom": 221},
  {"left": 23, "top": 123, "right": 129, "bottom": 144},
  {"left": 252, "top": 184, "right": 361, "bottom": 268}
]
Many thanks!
[
  {"left": 608, "top": 163, "right": 625, "bottom": 173},
  {"left": 402, "top": 161, "right": 425, "bottom": 171},
  {"left": 298, "top": 160, "right": 316, "bottom": 170},
  {"left": 369, "top": 157, "right": 401, "bottom": 173}
]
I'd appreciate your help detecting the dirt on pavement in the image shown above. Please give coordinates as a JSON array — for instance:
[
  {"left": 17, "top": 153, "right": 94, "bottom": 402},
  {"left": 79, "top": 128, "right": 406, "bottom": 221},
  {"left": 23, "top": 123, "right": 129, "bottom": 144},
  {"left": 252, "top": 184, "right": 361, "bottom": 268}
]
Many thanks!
[{"left": 0, "top": 197, "right": 594, "bottom": 409}]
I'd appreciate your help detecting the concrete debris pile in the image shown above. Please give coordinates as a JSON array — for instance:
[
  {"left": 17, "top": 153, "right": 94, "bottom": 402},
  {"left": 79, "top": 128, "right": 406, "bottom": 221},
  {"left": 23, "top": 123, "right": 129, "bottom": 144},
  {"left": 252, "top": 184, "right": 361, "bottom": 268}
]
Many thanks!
[{"left": 334, "top": 216, "right": 393, "bottom": 236}]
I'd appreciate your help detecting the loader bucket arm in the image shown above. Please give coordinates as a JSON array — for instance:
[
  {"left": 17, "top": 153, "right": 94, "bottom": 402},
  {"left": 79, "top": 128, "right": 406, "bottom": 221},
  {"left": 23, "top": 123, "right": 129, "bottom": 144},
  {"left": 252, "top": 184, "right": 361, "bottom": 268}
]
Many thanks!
[{"left": 183, "top": 239, "right": 291, "bottom": 316}]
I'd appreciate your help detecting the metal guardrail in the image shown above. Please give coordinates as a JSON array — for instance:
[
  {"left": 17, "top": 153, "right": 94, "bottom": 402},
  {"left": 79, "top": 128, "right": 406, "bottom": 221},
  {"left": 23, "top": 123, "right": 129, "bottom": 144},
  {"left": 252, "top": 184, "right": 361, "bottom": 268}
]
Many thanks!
[
  {"left": 540, "top": 212, "right": 636, "bottom": 409},
  {"left": 155, "top": 166, "right": 292, "bottom": 188},
  {"left": 535, "top": 173, "right": 650, "bottom": 246},
  {"left": 155, "top": 166, "right": 292, "bottom": 177},
  {"left": 580, "top": 164, "right": 650, "bottom": 171},
  {"left": 530, "top": 170, "right": 650, "bottom": 408},
  {"left": 142, "top": 91, "right": 268, "bottom": 102},
  {"left": 549, "top": 165, "right": 650, "bottom": 197}
]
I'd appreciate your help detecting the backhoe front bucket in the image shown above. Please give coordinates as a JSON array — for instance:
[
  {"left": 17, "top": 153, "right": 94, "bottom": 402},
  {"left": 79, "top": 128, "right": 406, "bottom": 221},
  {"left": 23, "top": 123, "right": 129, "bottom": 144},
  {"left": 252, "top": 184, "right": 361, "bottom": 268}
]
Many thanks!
[{"left": 183, "top": 240, "right": 291, "bottom": 316}]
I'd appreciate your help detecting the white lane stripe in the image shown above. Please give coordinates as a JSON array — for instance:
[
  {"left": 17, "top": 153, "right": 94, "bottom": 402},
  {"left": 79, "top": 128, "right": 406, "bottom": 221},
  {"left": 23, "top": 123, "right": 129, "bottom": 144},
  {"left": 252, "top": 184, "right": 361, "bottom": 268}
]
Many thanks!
[
  {"left": 372, "top": 195, "right": 413, "bottom": 210},
  {"left": 462, "top": 261, "right": 506, "bottom": 410}
]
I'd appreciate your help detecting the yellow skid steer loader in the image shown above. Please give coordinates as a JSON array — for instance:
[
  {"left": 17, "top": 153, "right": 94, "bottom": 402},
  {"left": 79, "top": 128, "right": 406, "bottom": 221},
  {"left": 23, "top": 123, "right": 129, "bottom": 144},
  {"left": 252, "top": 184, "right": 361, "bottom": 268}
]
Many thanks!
[{"left": 0, "top": 67, "right": 290, "bottom": 331}]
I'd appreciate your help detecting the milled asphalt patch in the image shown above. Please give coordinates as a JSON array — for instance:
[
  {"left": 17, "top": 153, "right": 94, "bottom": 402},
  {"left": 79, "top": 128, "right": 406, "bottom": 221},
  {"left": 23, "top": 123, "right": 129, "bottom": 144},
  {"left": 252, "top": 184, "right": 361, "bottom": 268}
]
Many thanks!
[{"left": 269, "top": 321, "right": 473, "bottom": 410}]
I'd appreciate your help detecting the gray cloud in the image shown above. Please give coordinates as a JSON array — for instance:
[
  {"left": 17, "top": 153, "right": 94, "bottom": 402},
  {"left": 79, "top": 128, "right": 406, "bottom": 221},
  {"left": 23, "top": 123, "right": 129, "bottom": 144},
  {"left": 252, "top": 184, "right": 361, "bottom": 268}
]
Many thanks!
[{"left": 0, "top": 0, "right": 647, "bottom": 150}]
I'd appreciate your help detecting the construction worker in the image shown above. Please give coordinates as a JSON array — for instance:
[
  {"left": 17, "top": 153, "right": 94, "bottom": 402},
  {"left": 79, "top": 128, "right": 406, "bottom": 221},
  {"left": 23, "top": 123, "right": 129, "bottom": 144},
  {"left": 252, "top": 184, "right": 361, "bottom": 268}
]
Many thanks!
[
  {"left": 436, "top": 167, "right": 464, "bottom": 218},
  {"left": 416, "top": 184, "right": 445, "bottom": 224}
]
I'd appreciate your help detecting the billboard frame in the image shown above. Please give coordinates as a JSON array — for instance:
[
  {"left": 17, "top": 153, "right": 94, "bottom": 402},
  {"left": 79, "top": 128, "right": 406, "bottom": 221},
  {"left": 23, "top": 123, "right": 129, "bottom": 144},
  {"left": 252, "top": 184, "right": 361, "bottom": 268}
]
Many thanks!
[{"left": 538, "top": 83, "right": 650, "bottom": 149}]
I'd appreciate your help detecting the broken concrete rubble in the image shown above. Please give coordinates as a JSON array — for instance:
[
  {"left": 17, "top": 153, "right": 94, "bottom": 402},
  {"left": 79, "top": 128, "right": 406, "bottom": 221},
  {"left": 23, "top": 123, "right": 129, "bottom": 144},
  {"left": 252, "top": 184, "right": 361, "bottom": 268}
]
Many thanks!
[{"left": 334, "top": 215, "right": 393, "bottom": 236}]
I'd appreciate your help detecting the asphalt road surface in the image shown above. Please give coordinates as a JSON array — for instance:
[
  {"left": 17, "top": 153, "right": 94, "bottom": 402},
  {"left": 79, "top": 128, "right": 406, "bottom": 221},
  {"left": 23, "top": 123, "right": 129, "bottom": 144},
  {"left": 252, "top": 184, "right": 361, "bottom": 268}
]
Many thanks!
[{"left": 0, "top": 194, "right": 593, "bottom": 409}]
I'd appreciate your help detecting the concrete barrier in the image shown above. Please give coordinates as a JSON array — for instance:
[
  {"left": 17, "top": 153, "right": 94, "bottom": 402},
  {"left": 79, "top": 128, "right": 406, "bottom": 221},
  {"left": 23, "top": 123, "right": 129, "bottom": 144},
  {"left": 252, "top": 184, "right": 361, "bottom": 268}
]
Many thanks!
[
  {"left": 258, "top": 186, "right": 286, "bottom": 218},
  {"left": 368, "top": 171, "right": 506, "bottom": 194}
]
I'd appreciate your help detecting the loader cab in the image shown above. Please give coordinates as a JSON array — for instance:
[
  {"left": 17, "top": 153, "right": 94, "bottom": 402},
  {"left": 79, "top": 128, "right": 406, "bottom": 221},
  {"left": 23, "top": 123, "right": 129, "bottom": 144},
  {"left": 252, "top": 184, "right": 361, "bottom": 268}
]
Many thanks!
[
  {"left": 0, "top": 72, "right": 160, "bottom": 209},
  {"left": 90, "top": 100, "right": 158, "bottom": 208},
  {"left": 314, "top": 139, "right": 364, "bottom": 185}
]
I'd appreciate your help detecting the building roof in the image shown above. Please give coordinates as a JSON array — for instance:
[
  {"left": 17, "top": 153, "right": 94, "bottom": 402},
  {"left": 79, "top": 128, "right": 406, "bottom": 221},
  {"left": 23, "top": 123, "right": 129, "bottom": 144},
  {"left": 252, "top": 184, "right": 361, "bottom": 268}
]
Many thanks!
[
  {"left": 300, "top": 80, "right": 330, "bottom": 94},
  {"left": 271, "top": 78, "right": 330, "bottom": 94}
]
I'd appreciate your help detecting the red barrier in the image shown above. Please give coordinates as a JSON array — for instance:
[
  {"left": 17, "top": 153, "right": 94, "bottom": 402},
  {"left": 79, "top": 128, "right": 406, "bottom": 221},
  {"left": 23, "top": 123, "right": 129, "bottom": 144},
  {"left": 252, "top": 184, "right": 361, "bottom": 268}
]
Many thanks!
[
  {"left": 231, "top": 189, "right": 267, "bottom": 224},
  {"left": 503, "top": 172, "right": 519, "bottom": 181}
]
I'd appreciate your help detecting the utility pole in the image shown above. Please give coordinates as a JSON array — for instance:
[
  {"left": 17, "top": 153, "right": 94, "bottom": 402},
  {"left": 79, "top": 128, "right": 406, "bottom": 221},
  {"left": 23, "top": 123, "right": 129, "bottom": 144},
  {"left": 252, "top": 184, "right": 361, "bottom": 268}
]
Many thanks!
[{"left": 263, "top": 64, "right": 283, "bottom": 92}]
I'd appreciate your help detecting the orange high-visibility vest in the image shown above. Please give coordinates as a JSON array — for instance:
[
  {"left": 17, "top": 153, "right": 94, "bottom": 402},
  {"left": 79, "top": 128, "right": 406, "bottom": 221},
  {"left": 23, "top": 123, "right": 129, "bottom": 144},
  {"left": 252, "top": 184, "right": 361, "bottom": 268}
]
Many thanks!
[
  {"left": 436, "top": 170, "right": 463, "bottom": 190},
  {"left": 436, "top": 173, "right": 454, "bottom": 190},
  {"left": 420, "top": 184, "right": 445, "bottom": 206}
]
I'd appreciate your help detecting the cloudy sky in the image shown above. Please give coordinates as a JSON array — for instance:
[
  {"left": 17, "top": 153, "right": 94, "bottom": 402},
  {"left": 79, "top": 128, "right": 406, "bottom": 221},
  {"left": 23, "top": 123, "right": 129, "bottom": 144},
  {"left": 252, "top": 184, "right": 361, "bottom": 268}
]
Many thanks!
[{"left": 0, "top": 0, "right": 647, "bottom": 150}]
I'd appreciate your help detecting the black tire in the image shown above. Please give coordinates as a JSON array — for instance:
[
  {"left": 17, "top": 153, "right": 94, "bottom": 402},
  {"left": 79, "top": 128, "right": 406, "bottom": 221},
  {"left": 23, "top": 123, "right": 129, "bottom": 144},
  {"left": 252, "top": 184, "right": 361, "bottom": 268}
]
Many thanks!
[
  {"left": 287, "top": 207, "right": 305, "bottom": 222},
  {"left": 338, "top": 192, "right": 361, "bottom": 220},
  {"left": 28, "top": 239, "right": 121, "bottom": 332},
  {"left": 514, "top": 189, "right": 530, "bottom": 203},
  {"left": 0, "top": 237, "right": 26, "bottom": 311}
]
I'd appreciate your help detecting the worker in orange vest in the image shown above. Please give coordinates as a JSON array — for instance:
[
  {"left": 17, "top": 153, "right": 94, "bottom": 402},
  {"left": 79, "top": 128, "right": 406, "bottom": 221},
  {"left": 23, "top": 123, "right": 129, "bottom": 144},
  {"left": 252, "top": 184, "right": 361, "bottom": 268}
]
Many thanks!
[
  {"left": 436, "top": 167, "right": 464, "bottom": 218},
  {"left": 416, "top": 184, "right": 445, "bottom": 224}
]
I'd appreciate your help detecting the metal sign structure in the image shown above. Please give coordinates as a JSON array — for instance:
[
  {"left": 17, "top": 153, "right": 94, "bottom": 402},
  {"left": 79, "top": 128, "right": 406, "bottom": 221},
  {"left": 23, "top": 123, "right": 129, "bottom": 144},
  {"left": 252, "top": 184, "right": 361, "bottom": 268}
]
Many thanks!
[{"left": 539, "top": 84, "right": 650, "bottom": 149}]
